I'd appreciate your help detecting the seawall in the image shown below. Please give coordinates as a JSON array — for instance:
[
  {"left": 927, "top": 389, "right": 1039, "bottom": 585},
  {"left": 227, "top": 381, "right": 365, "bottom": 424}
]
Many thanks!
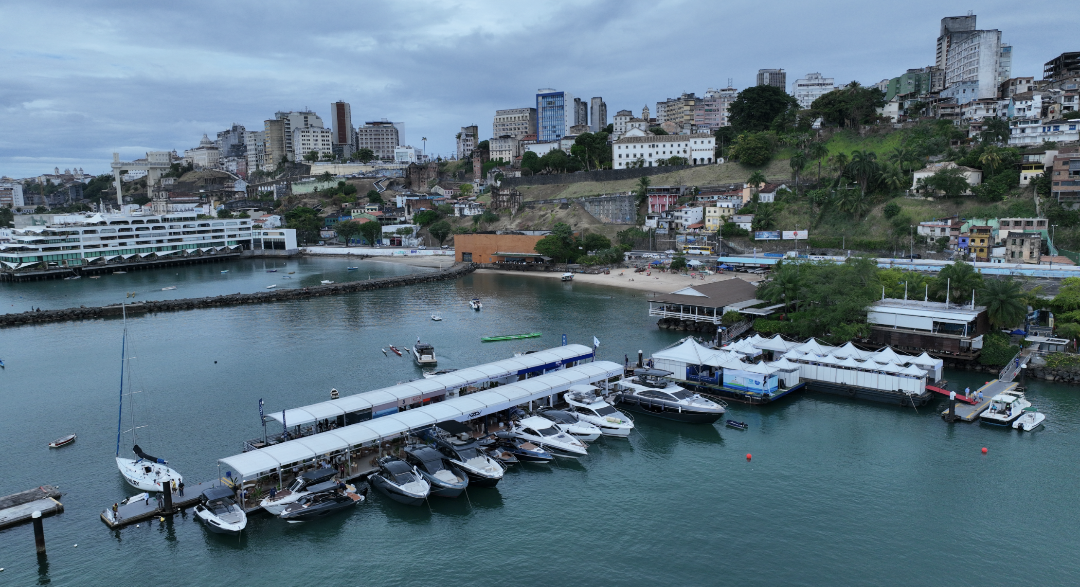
[{"left": 0, "top": 263, "right": 475, "bottom": 328}]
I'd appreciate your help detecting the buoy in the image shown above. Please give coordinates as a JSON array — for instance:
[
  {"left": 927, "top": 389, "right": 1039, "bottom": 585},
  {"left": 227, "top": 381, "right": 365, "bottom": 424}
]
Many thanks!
[
  {"left": 981, "top": 447, "right": 988, "bottom": 454},
  {"left": 746, "top": 453, "right": 752, "bottom": 461},
  {"left": 214, "top": 361, "right": 217, "bottom": 364},
  {"left": 74, "top": 544, "right": 77, "bottom": 547},
  {"left": 159, "top": 516, "right": 165, "bottom": 522}
]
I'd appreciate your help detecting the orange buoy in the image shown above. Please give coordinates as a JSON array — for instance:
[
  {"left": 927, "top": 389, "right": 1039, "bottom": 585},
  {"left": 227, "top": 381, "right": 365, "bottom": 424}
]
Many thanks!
[
  {"left": 746, "top": 453, "right": 752, "bottom": 461},
  {"left": 981, "top": 447, "right": 988, "bottom": 454}
]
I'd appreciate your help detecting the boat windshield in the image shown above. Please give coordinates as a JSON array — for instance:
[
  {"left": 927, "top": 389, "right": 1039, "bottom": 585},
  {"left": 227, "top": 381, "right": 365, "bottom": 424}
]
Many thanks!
[
  {"left": 536, "top": 425, "right": 560, "bottom": 437},
  {"left": 669, "top": 389, "right": 694, "bottom": 400},
  {"left": 287, "top": 478, "right": 305, "bottom": 492},
  {"left": 595, "top": 405, "right": 620, "bottom": 416},
  {"left": 456, "top": 447, "right": 480, "bottom": 460}
]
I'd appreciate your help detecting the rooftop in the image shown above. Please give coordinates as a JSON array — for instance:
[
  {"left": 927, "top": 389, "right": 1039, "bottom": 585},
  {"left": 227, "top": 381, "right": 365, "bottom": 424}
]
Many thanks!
[
  {"left": 648, "top": 278, "right": 759, "bottom": 308},
  {"left": 869, "top": 298, "right": 985, "bottom": 321}
]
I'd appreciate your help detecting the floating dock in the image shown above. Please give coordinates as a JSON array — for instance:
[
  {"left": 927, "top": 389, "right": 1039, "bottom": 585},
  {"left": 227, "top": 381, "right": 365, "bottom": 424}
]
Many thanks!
[
  {"left": 100, "top": 481, "right": 217, "bottom": 529},
  {"left": 0, "top": 486, "right": 63, "bottom": 530},
  {"left": 941, "top": 380, "right": 1018, "bottom": 422}
]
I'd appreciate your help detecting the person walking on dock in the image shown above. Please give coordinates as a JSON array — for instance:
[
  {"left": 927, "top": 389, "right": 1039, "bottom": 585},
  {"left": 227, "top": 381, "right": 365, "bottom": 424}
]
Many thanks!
[
  {"left": 178, "top": 481, "right": 184, "bottom": 497},
  {"left": 964, "top": 386, "right": 970, "bottom": 399}
]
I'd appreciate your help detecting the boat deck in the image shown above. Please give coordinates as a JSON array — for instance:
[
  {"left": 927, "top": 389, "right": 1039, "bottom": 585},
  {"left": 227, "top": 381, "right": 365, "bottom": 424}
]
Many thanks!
[
  {"left": 941, "top": 380, "right": 1017, "bottom": 422},
  {"left": 0, "top": 486, "right": 64, "bottom": 530}
]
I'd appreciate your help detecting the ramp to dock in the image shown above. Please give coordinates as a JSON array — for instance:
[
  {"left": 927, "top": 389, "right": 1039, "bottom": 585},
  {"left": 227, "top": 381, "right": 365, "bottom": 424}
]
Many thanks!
[{"left": 941, "top": 379, "right": 1018, "bottom": 422}]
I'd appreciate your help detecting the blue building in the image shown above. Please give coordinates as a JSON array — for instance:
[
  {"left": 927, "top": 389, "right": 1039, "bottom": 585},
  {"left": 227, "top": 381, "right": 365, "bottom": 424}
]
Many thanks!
[{"left": 536, "top": 88, "right": 576, "bottom": 142}]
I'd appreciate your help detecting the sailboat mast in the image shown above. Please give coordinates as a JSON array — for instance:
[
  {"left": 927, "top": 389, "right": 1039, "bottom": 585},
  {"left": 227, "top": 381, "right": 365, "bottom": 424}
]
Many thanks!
[{"left": 115, "top": 305, "right": 127, "bottom": 457}]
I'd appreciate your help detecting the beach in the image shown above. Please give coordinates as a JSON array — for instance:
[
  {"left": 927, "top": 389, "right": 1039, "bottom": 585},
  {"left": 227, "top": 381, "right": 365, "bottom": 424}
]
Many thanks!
[{"left": 474, "top": 268, "right": 763, "bottom": 293}]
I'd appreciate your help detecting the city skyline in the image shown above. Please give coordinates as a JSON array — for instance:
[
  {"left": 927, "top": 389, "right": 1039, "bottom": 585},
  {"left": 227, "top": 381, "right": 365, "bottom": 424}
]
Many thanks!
[{"left": 0, "top": 0, "right": 1068, "bottom": 177}]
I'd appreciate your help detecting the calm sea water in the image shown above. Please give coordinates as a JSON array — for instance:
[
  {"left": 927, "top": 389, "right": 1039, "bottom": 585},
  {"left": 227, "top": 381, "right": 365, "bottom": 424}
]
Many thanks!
[{"left": 0, "top": 268, "right": 1078, "bottom": 586}]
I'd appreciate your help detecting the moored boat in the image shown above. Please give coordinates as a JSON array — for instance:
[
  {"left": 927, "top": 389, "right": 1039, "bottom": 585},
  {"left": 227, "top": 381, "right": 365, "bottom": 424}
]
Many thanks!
[
  {"left": 980, "top": 390, "right": 1031, "bottom": 426},
  {"left": 511, "top": 416, "right": 588, "bottom": 458},
  {"left": 422, "top": 422, "right": 505, "bottom": 486},
  {"left": 259, "top": 467, "right": 338, "bottom": 515},
  {"left": 726, "top": 420, "right": 748, "bottom": 430},
  {"left": 279, "top": 484, "right": 366, "bottom": 522},
  {"left": 194, "top": 486, "right": 247, "bottom": 534},
  {"left": 403, "top": 445, "right": 469, "bottom": 498},
  {"left": 48, "top": 434, "right": 77, "bottom": 448},
  {"left": 489, "top": 431, "right": 554, "bottom": 463},
  {"left": 1011, "top": 407, "right": 1045, "bottom": 431},
  {"left": 481, "top": 332, "right": 541, "bottom": 342},
  {"left": 613, "top": 369, "right": 726, "bottom": 424},
  {"left": 431, "top": 314, "right": 442, "bottom": 321},
  {"left": 388, "top": 345, "right": 402, "bottom": 356},
  {"left": 538, "top": 408, "right": 603, "bottom": 442},
  {"left": 369, "top": 457, "right": 431, "bottom": 506},
  {"left": 564, "top": 386, "right": 634, "bottom": 438},
  {"left": 561, "top": 272, "right": 574, "bottom": 281}
]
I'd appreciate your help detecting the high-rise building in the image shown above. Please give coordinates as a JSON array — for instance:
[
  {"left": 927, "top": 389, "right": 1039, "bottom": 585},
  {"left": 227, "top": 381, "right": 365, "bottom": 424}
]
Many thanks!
[
  {"left": 792, "top": 73, "right": 835, "bottom": 109},
  {"left": 1043, "top": 52, "right": 1080, "bottom": 83},
  {"left": 331, "top": 101, "right": 354, "bottom": 158},
  {"left": 356, "top": 121, "right": 400, "bottom": 161},
  {"left": 936, "top": 15, "right": 977, "bottom": 69},
  {"left": 215, "top": 124, "right": 246, "bottom": 158},
  {"left": 589, "top": 98, "right": 607, "bottom": 133},
  {"left": 293, "top": 127, "right": 334, "bottom": 160},
  {"left": 262, "top": 119, "right": 287, "bottom": 168},
  {"left": 493, "top": 108, "right": 537, "bottom": 139},
  {"left": 943, "top": 29, "right": 1005, "bottom": 100},
  {"left": 573, "top": 97, "right": 588, "bottom": 129},
  {"left": 693, "top": 88, "right": 738, "bottom": 131},
  {"left": 244, "top": 131, "right": 265, "bottom": 172},
  {"left": 535, "top": 88, "right": 576, "bottom": 142},
  {"left": 457, "top": 125, "right": 478, "bottom": 159},
  {"left": 656, "top": 93, "right": 697, "bottom": 128},
  {"left": 756, "top": 69, "right": 786, "bottom": 89},
  {"left": 274, "top": 110, "right": 324, "bottom": 161}
]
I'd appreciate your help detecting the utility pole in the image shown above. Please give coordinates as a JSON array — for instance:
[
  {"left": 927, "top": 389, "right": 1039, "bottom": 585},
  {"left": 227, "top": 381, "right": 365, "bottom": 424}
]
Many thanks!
[{"left": 910, "top": 224, "right": 914, "bottom": 260}]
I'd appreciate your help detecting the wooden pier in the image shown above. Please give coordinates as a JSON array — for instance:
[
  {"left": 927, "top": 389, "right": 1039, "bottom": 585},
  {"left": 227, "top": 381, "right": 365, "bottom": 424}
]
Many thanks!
[
  {"left": 99, "top": 481, "right": 218, "bottom": 529},
  {"left": 941, "top": 380, "right": 1019, "bottom": 422},
  {"left": 0, "top": 486, "right": 63, "bottom": 530}
]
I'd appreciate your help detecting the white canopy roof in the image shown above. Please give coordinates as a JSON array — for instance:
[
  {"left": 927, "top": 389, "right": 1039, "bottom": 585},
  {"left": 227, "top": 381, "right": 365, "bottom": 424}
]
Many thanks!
[
  {"left": 911, "top": 352, "right": 943, "bottom": 368},
  {"left": 653, "top": 338, "right": 734, "bottom": 367},
  {"left": 782, "top": 350, "right": 807, "bottom": 361},
  {"left": 837, "top": 357, "right": 865, "bottom": 369},
  {"left": 796, "top": 339, "right": 834, "bottom": 355},
  {"left": 870, "top": 362, "right": 904, "bottom": 373},
  {"left": 741, "top": 362, "right": 778, "bottom": 375},
  {"left": 873, "top": 347, "right": 906, "bottom": 364},
  {"left": 220, "top": 360, "right": 623, "bottom": 480},
  {"left": 899, "top": 365, "right": 928, "bottom": 377},
  {"left": 724, "top": 338, "right": 762, "bottom": 356},
  {"left": 767, "top": 358, "right": 801, "bottom": 371},
  {"left": 752, "top": 334, "right": 800, "bottom": 352},
  {"left": 830, "top": 342, "right": 875, "bottom": 360}
]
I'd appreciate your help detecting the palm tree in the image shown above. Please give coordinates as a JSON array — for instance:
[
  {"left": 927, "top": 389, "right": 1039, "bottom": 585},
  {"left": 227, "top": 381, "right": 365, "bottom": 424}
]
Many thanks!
[
  {"left": 789, "top": 151, "right": 807, "bottom": 196},
  {"left": 758, "top": 261, "right": 803, "bottom": 311},
  {"left": 807, "top": 142, "right": 829, "bottom": 183},
  {"left": 752, "top": 205, "right": 776, "bottom": 230},
  {"left": 881, "top": 163, "right": 907, "bottom": 194},
  {"left": 830, "top": 152, "right": 849, "bottom": 184},
  {"left": 848, "top": 150, "right": 879, "bottom": 196},
  {"left": 887, "top": 145, "right": 913, "bottom": 174},
  {"left": 979, "top": 145, "right": 1003, "bottom": 178},
  {"left": 747, "top": 170, "right": 766, "bottom": 191},
  {"left": 932, "top": 261, "right": 984, "bottom": 303},
  {"left": 978, "top": 277, "right": 1027, "bottom": 329},
  {"left": 636, "top": 175, "right": 651, "bottom": 205}
]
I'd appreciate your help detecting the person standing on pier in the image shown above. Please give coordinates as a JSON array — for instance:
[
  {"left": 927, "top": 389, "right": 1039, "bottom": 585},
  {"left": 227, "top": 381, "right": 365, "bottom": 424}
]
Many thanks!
[{"left": 178, "top": 481, "right": 184, "bottom": 497}]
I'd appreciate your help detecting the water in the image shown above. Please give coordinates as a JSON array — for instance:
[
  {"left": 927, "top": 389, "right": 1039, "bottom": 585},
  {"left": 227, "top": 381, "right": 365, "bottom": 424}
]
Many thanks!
[
  {"left": 1, "top": 271, "right": 1078, "bottom": 586},
  {"left": 0, "top": 256, "right": 425, "bottom": 313}
]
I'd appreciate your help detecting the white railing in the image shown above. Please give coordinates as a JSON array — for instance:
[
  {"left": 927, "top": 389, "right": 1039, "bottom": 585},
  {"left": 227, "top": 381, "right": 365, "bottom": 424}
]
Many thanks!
[{"left": 648, "top": 309, "right": 722, "bottom": 324}]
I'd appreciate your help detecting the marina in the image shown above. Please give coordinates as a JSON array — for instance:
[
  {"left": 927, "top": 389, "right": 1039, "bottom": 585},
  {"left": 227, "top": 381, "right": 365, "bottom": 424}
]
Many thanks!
[{"left": 0, "top": 486, "right": 64, "bottom": 530}]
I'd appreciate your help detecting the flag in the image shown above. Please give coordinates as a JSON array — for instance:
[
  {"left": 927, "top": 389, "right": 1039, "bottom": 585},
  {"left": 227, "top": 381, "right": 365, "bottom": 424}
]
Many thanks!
[{"left": 593, "top": 336, "right": 600, "bottom": 348}]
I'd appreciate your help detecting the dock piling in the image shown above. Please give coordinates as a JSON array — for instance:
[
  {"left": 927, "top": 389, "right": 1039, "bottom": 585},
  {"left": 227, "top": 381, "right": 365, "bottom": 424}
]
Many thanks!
[
  {"left": 162, "top": 487, "right": 174, "bottom": 515},
  {"left": 32, "top": 511, "right": 45, "bottom": 554}
]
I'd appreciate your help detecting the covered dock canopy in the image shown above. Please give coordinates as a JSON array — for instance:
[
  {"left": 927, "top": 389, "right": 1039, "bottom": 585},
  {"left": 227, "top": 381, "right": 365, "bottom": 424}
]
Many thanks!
[
  {"left": 267, "top": 344, "right": 595, "bottom": 428},
  {"left": 219, "top": 361, "right": 623, "bottom": 482}
]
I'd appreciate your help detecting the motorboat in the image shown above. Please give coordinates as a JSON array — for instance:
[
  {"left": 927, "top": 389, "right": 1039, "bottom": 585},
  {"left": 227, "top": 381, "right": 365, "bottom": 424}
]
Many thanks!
[
  {"left": 538, "top": 409, "right": 603, "bottom": 442},
  {"left": 161, "top": 286, "right": 177, "bottom": 291},
  {"left": 561, "top": 272, "right": 574, "bottom": 282},
  {"left": 422, "top": 421, "right": 504, "bottom": 486},
  {"left": 48, "top": 434, "right": 77, "bottom": 448},
  {"left": 220, "top": 270, "right": 229, "bottom": 274},
  {"left": 431, "top": 314, "right": 442, "bottom": 321},
  {"left": 980, "top": 390, "right": 1031, "bottom": 426},
  {"left": 726, "top": 420, "right": 749, "bottom": 430},
  {"left": 613, "top": 369, "right": 726, "bottom": 424},
  {"left": 279, "top": 484, "right": 366, "bottom": 522},
  {"left": 266, "top": 284, "right": 277, "bottom": 289},
  {"left": 489, "top": 431, "right": 554, "bottom": 463},
  {"left": 194, "top": 486, "right": 247, "bottom": 535},
  {"left": 259, "top": 467, "right": 339, "bottom": 515},
  {"left": 321, "top": 280, "right": 334, "bottom": 284},
  {"left": 413, "top": 342, "right": 437, "bottom": 366},
  {"left": 388, "top": 345, "right": 402, "bottom": 357},
  {"left": 423, "top": 368, "right": 458, "bottom": 379},
  {"left": 1012, "top": 407, "right": 1045, "bottom": 431},
  {"left": 403, "top": 445, "right": 469, "bottom": 498},
  {"left": 511, "top": 416, "right": 588, "bottom": 458},
  {"left": 266, "top": 269, "right": 277, "bottom": 273},
  {"left": 347, "top": 267, "right": 359, "bottom": 270},
  {"left": 485, "top": 445, "right": 520, "bottom": 467},
  {"left": 369, "top": 457, "right": 431, "bottom": 506},
  {"left": 564, "top": 386, "right": 634, "bottom": 438},
  {"left": 469, "top": 298, "right": 482, "bottom": 310}
]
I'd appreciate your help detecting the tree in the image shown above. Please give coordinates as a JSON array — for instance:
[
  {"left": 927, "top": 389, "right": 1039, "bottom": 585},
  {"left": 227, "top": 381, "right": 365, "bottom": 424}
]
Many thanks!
[
  {"left": 979, "top": 277, "right": 1028, "bottom": 329},
  {"left": 395, "top": 226, "right": 414, "bottom": 237},
  {"left": 354, "top": 219, "right": 381, "bottom": 247},
  {"left": 980, "top": 117, "right": 1011, "bottom": 145},
  {"left": 581, "top": 232, "right": 612, "bottom": 254},
  {"left": 883, "top": 201, "right": 901, "bottom": 219},
  {"left": 830, "top": 152, "right": 850, "bottom": 184},
  {"left": 356, "top": 148, "right": 375, "bottom": 163},
  {"left": 535, "top": 222, "right": 578, "bottom": 263},
  {"left": 752, "top": 205, "right": 776, "bottom": 230},
  {"left": 635, "top": 176, "right": 651, "bottom": 205},
  {"left": 521, "top": 151, "right": 541, "bottom": 174},
  {"left": 459, "top": 184, "right": 474, "bottom": 199},
  {"left": 429, "top": 220, "right": 452, "bottom": 245},
  {"left": 881, "top": 163, "right": 908, "bottom": 194},
  {"left": 283, "top": 206, "right": 321, "bottom": 244},
  {"left": 809, "top": 82, "right": 886, "bottom": 128},
  {"left": 570, "top": 132, "right": 612, "bottom": 170},
  {"left": 728, "top": 132, "right": 776, "bottom": 167},
  {"left": 747, "top": 170, "right": 766, "bottom": 191},
  {"left": 979, "top": 145, "right": 1004, "bottom": 177},
  {"left": 932, "top": 261, "right": 983, "bottom": 303},
  {"left": 925, "top": 166, "right": 970, "bottom": 198},
  {"left": 334, "top": 220, "right": 363, "bottom": 246},
  {"left": 807, "top": 141, "right": 829, "bottom": 183},
  {"left": 848, "top": 150, "right": 879, "bottom": 196},
  {"left": 217, "top": 208, "right": 233, "bottom": 219},
  {"left": 303, "top": 150, "right": 320, "bottom": 162},
  {"left": 789, "top": 151, "right": 807, "bottom": 196},
  {"left": 670, "top": 255, "right": 688, "bottom": 270},
  {"left": 413, "top": 209, "right": 440, "bottom": 226},
  {"left": 617, "top": 227, "right": 648, "bottom": 247},
  {"left": 728, "top": 85, "right": 800, "bottom": 132}
]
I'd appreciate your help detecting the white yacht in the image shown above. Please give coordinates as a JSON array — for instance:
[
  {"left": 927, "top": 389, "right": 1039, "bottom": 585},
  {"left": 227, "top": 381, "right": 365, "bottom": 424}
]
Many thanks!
[
  {"left": 413, "top": 342, "right": 437, "bottom": 366},
  {"left": 194, "top": 486, "right": 248, "bottom": 535},
  {"left": 614, "top": 369, "right": 726, "bottom": 424},
  {"left": 980, "top": 390, "right": 1031, "bottom": 426},
  {"left": 259, "top": 468, "right": 338, "bottom": 515},
  {"left": 1012, "top": 408, "right": 1045, "bottom": 431},
  {"left": 565, "top": 386, "right": 635, "bottom": 438},
  {"left": 469, "top": 298, "right": 482, "bottom": 310},
  {"left": 538, "top": 409, "right": 603, "bottom": 442},
  {"left": 0, "top": 210, "right": 259, "bottom": 280},
  {"left": 512, "top": 416, "right": 588, "bottom": 458}
]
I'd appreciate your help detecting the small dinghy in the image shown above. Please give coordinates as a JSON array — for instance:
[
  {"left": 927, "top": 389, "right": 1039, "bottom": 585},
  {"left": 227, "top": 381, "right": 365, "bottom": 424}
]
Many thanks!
[
  {"left": 49, "top": 434, "right": 77, "bottom": 448},
  {"left": 161, "top": 286, "right": 177, "bottom": 291},
  {"left": 388, "top": 345, "right": 402, "bottom": 356},
  {"left": 725, "top": 420, "right": 748, "bottom": 430},
  {"left": 321, "top": 280, "right": 334, "bottom": 284},
  {"left": 1012, "top": 408, "right": 1045, "bottom": 431},
  {"left": 431, "top": 314, "right": 442, "bottom": 321},
  {"left": 266, "top": 284, "right": 277, "bottom": 289},
  {"left": 347, "top": 267, "right": 359, "bottom": 271}
]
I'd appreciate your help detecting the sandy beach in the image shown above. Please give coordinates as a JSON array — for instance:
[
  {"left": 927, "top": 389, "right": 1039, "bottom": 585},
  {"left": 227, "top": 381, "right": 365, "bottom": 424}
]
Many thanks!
[{"left": 474, "top": 268, "right": 763, "bottom": 294}]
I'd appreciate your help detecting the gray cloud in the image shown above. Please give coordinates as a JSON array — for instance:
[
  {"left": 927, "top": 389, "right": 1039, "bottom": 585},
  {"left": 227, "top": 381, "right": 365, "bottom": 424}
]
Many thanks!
[{"left": 0, "top": 0, "right": 1067, "bottom": 177}]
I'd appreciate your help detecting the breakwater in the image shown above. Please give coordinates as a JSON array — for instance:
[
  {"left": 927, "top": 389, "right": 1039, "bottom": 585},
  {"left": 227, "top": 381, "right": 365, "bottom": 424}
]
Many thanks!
[{"left": 0, "top": 263, "right": 475, "bottom": 327}]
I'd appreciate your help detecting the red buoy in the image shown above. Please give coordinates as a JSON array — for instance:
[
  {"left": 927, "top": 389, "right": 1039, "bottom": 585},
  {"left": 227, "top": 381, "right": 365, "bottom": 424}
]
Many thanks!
[
  {"left": 981, "top": 447, "right": 988, "bottom": 454},
  {"left": 746, "top": 453, "right": 752, "bottom": 461}
]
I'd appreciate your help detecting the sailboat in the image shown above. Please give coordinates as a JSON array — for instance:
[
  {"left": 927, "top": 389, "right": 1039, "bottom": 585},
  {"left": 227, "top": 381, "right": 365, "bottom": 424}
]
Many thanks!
[{"left": 115, "top": 305, "right": 183, "bottom": 492}]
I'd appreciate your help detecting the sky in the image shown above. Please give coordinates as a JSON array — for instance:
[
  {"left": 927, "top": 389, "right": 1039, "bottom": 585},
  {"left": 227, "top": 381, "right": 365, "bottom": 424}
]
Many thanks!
[{"left": 0, "top": 0, "right": 1069, "bottom": 178}]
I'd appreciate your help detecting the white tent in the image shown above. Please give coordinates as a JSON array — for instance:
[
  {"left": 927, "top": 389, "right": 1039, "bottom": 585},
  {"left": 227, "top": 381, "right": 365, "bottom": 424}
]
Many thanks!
[
  {"left": 796, "top": 339, "right": 834, "bottom": 355},
  {"left": 873, "top": 347, "right": 906, "bottom": 365},
  {"left": 782, "top": 350, "right": 807, "bottom": 361},
  {"left": 724, "top": 338, "right": 762, "bottom": 357},
  {"left": 909, "top": 352, "right": 944, "bottom": 382},
  {"left": 831, "top": 342, "right": 875, "bottom": 361},
  {"left": 652, "top": 338, "right": 737, "bottom": 375}
]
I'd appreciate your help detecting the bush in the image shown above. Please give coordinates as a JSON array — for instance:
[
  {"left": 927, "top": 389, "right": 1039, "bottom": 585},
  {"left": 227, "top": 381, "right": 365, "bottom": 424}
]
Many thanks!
[
  {"left": 721, "top": 311, "right": 744, "bottom": 326},
  {"left": 1045, "top": 352, "right": 1080, "bottom": 370},
  {"left": 883, "top": 201, "right": 901, "bottom": 219},
  {"left": 978, "top": 332, "right": 1019, "bottom": 367},
  {"left": 721, "top": 222, "right": 749, "bottom": 238}
]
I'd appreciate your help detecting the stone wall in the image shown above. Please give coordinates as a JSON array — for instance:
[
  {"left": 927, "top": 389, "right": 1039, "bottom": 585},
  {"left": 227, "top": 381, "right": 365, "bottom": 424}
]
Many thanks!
[
  {"left": 0, "top": 263, "right": 475, "bottom": 328},
  {"left": 500, "top": 164, "right": 694, "bottom": 188}
]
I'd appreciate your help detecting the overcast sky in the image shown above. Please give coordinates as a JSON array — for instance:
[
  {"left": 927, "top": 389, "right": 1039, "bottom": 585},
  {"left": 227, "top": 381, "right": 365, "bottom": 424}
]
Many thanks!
[{"left": 0, "top": 0, "right": 1068, "bottom": 178}]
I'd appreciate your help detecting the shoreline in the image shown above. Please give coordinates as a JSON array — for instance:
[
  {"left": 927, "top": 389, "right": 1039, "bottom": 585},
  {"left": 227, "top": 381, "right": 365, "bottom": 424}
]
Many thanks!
[{"left": 474, "top": 268, "right": 763, "bottom": 294}]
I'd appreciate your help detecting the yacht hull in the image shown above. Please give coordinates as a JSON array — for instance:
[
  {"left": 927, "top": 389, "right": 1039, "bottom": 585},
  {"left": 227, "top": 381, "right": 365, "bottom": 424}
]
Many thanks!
[
  {"left": 615, "top": 399, "right": 723, "bottom": 424},
  {"left": 116, "top": 457, "right": 183, "bottom": 492},
  {"left": 370, "top": 475, "right": 428, "bottom": 506}
]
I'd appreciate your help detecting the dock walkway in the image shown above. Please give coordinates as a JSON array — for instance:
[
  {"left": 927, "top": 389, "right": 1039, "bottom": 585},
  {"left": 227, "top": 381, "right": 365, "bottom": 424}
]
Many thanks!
[
  {"left": 942, "top": 379, "right": 1019, "bottom": 422},
  {"left": 0, "top": 486, "right": 64, "bottom": 530},
  {"left": 99, "top": 481, "right": 217, "bottom": 529}
]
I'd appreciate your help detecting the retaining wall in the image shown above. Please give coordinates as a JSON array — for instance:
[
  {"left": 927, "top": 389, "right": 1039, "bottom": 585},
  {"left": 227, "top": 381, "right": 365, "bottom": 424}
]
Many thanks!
[
  {"left": 500, "top": 164, "right": 697, "bottom": 188},
  {"left": 0, "top": 263, "right": 476, "bottom": 328}
]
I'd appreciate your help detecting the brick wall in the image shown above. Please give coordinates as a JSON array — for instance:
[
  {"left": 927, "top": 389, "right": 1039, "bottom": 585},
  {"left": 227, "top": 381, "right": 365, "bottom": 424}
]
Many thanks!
[{"left": 454, "top": 234, "right": 544, "bottom": 263}]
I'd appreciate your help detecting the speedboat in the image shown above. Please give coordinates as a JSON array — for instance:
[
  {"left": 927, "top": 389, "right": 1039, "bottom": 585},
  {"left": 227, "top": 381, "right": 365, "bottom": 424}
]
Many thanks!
[
  {"left": 1012, "top": 407, "right": 1045, "bottom": 431},
  {"left": 489, "top": 431, "right": 554, "bottom": 463},
  {"left": 423, "top": 368, "right": 458, "bottom": 379},
  {"left": 194, "top": 486, "right": 247, "bottom": 535},
  {"left": 413, "top": 342, "right": 437, "bottom": 366},
  {"left": 431, "top": 314, "right": 442, "bottom": 321},
  {"left": 161, "top": 286, "right": 177, "bottom": 291},
  {"left": 469, "top": 298, "right": 482, "bottom": 310},
  {"left": 561, "top": 272, "right": 573, "bottom": 282},
  {"left": 980, "top": 390, "right": 1031, "bottom": 426},
  {"left": 564, "top": 386, "right": 634, "bottom": 438},
  {"left": 511, "top": 416, "right": 588, "bottom": 458},
  {"left": 220, "top": 270, "right": 229, "bottom": 274},
  {"left": 266, "top": 269, "right": 277, "bottom": 273},
  {"left": 347, "top": 267, "right": 359, "bottom": 271},
  {"left": 320, "top": 280, "right": 334, "bottom": 284},
  {"left": 403, "top": 445, "right": 469, "bottom": 498},
  {"left": 117, "top": 445, "right": 183, "bottom": 492},
  {"left": 613, "top": 369, "right": 726, "bottom": 424},
  {"left": 485, "top": 445, "right": 520, "bottom": 467},
  {"left": 279, "top": 484, "right": 366, "bottom": 522},
  {"left": 422, "top": 422, "right": 504, "bottom": 486},
  {"left": 538, "top": 408, "right": 603, "bottom": 442},
  {"left": 48, "top": 434, "right": 77, "bottom": 448},
  {"left": 259, "top": 467, "right": 338, "bottom": 515},
  {"left": 369, "top": 457, "right": 431, "bottom": 506},
  {"left": 266, "top": 284, "right": 277, "bottom": 289},
  {"left": 726, "top": 420, "right": 749, "bottom": 430}
]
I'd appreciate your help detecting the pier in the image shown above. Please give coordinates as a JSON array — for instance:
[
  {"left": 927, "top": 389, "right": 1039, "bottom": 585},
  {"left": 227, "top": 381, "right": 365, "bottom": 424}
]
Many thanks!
[
  {"left": 941, "top": 352, "right": 1030, "bottom": 422},
  {"left": 0, "top": 486, "right": 63, "bottom": 530},
  {"left": 99, "top": 481, "right": 218, "bottom": 529}
]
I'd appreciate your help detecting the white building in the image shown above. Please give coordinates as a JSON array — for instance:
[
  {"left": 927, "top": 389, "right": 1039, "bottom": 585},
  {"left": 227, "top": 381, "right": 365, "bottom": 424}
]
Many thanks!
[
  {"left": 293, "top": 127, "right": 334, "bottom": 160},
  {"left": 393, "top": 146, "right": 422, "bottom": 164},
  {"left": 183, "top": 134, "right": 221, "bottom": 169},
  {"left": 275, "top": 110, "right": 324, "bottom": 161},
  {"left": 612, "top": 110, "right": 634, "bottom": 138},
  {"left": 1009, "top": 119, "right": 1080, "bottom": 147},
  {"left": 244, "top": 131, "right": 265, "bottom": 172},
  {"left": 944, "top": 29, "right": 1005, "bottom": 100},
  {"left": 612, "top": 134, "right": 716, "bottom": 169},
  {"left": 912, "top": 162, "right": 982, "bottom": 192},
  {"left": 672, "top": 206, "right": 704, "bottom": 230},
  {"left": 492, "top": 108, "right": 536, "bottom": 139},
  {"left": 0, "top": 181, "right": 25, "bottom": 208},
  {"left": 489, "top": 136, "right": 520, "bottom": 162},
  {"left": 792, "top": 73, "right": 835, "bottom": 109},
  {"left": 733, "top": 214, "right": 754, "bottom": 231}
]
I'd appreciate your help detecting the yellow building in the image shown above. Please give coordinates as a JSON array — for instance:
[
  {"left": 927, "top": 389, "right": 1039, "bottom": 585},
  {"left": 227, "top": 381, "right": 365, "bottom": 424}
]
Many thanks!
[{"left": 704, "top": 203, "right": 738, "bottom": 232}]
